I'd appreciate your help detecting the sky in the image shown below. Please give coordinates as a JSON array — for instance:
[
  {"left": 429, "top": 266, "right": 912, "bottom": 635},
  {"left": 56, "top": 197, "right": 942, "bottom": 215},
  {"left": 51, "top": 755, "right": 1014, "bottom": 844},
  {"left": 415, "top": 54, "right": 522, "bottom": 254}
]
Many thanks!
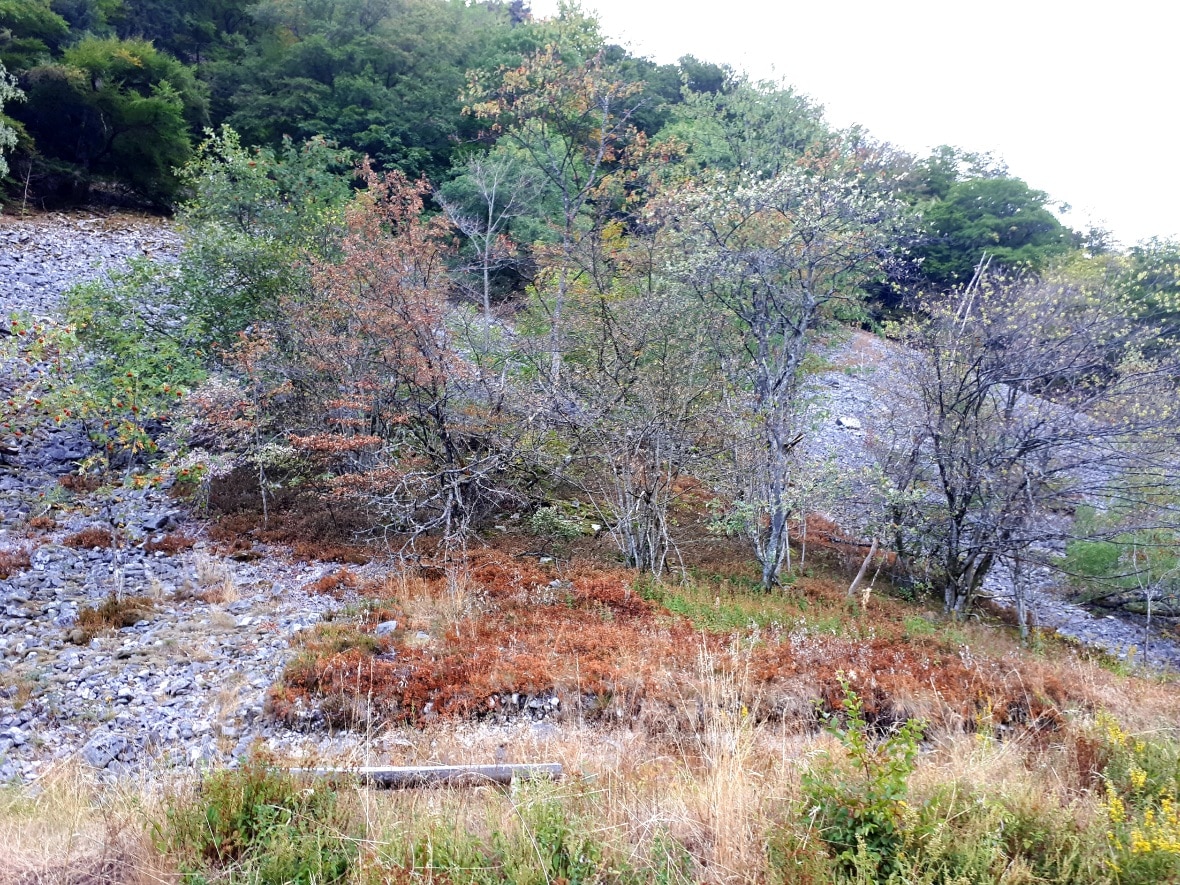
[{"left": 530, "top": 0, "right": 1179, "bottom": 247}]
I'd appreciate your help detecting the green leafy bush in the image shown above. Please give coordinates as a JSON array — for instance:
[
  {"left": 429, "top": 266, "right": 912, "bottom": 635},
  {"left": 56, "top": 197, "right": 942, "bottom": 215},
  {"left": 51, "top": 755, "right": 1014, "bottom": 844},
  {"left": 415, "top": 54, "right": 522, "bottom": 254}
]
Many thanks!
[
  {"left": 801, "top": 680, "right": 924, "bottom": 880},
  {"left": 527, "top": 505, "right": 583, "bottom": 541},
  {"left": 160, "top": 759, "right": 358, "bottom": 884}
]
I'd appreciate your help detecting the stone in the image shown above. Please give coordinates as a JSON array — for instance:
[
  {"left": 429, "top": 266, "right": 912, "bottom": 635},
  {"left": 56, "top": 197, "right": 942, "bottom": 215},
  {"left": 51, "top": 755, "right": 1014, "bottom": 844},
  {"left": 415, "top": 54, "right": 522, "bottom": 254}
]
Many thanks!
[
  {"left": 81, "top": 732, "right": 128, "bottom": 769},
  {"left": 835, "top": 415, "right": 862, "bottom": 431},
  {"left": 374, "top": 620, "right": 398, "bottom": 637}
]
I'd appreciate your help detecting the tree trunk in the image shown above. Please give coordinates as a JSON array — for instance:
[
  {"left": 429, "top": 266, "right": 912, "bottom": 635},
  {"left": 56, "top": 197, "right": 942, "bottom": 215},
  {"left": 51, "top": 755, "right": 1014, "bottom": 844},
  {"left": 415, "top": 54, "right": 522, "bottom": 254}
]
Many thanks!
[{"left": 847, "top": 537, "right": 879, "bottom": 601}]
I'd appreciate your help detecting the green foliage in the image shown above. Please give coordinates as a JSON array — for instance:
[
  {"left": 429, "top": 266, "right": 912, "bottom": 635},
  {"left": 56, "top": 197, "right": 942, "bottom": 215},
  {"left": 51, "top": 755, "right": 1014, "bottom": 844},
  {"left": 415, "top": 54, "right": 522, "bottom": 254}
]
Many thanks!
[
  {"left": 366, "top": 780, "right": 621, "bottom": 884},
  {"left": 160, "top": 758, "right": 358, "bottom": 884},
  {"left": 1064, "top": 504, "right": 1180, "bottom": 614},
  {"left": 3, "top": 310, "right": 194, "bottom": 473},
  {"left": 659, "top": 72, "right": 831, "bottom": 177},
  {"left": 57, "top": 126, "right": 353, "bottom": 430},
  {"left": 16, "top": 36, "right": 207, "bottom": 200},
  {"left": 1124, "top": 237, "right": 1180, "bottom": 336},
  {"left": 0, "top": 60, "right": 22, "bottom": 178},
  {"left": 915, "top": 176, "right": 1073, "bottom": 287},
  {"left": 109, "top": 0, "right": 258, "bottom": 65},
  {"left": 173, "top": 125, "right": 354, "bottom": 345},
  {"left": 43, "top": 0, "right": 124, "bottom": 38},
  {"left": 802, "top": 680, "right": 924, "bottom": 880},
  {"left": 498, "top": 786, "right": 603, "bottom": 885},
  {"left": 1095, "top": 715, "right": 1180, "bottom": 884},
  {"left": 527, "top": 505, "right": 583, "bottom": 541},
  {"left": 0, "top": 0, "right": 69, "bottom": 69},
  {"left": 179, "top": 125, "right": 354, "bottom": 242},
  {"left": 897, "top": 144, "right": 1009, "bottom": 203},
  {"left": 222, "top": 0, "right": 541, "bottom": 182}
]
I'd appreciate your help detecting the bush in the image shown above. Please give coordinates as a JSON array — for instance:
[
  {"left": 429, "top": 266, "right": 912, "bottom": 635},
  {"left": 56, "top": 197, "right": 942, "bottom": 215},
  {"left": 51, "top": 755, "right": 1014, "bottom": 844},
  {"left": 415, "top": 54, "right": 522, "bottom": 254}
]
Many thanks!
[
  {"left": 160, "top": 758, "right": 358, "bottom": 884},
  {"left": 800, "top": 680, "right": 923, "bottom": 880},
  {"left": 527, "top": 505, "right": 583, "bottom": 541},
  {"left": 1096, "top": 715, "right": 1180, "bottom": 884},
  {"left": 76, "top": 593, "right": 154, "bottom": 642}
]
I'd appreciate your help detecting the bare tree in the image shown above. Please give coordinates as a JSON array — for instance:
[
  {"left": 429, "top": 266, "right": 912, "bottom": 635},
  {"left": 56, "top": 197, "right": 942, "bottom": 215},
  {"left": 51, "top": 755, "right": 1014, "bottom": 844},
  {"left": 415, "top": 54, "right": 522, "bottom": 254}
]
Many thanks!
[
  {"left": 665, "top": 158, "right": 906, "bottom": 589},
  {"left": 436, "top": 150, "right": 542, "bottom": 351},
  {"left": 875, "top": 276, "right": 1180, "bottom": 617}
]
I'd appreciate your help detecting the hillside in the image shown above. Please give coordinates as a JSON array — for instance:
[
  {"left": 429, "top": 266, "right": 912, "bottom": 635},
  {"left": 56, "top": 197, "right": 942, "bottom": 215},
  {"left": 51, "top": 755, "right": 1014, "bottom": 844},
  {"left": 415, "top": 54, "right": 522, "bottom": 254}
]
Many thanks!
[
  {"left": 2, "top": 212, "right": 1180, "bottom": 884},
  {"left": 2, "top": 7, "right": 1180, "bottom": 881}
]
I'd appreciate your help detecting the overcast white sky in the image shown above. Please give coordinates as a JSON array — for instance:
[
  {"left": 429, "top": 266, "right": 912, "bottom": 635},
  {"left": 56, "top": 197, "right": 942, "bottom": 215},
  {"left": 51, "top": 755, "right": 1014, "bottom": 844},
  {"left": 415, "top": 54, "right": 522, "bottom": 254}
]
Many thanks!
[{"left": 531, "top": 0, "right": 1179, "bottom": 247}]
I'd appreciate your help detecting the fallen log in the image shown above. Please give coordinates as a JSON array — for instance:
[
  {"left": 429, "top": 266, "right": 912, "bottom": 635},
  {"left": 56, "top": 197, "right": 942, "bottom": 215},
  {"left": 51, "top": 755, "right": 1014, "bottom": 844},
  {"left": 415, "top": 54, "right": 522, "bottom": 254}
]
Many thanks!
[{"left": 290, "top": 763, "right": 563, "bottom": 789}]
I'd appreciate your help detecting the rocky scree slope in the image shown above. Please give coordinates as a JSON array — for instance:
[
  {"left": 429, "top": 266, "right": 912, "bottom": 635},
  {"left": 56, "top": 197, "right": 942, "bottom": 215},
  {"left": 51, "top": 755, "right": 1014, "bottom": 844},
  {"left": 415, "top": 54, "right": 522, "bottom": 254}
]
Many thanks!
[{"left": 0, "top": 213, "right": 387, "bottom": 783}]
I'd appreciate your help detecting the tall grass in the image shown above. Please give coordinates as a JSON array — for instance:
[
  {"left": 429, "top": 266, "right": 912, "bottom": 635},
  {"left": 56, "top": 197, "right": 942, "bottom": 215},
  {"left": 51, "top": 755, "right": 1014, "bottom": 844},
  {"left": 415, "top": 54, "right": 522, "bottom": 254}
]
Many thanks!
[{"left": 8, "top": 687, "right": 1178, "bottom": 883}]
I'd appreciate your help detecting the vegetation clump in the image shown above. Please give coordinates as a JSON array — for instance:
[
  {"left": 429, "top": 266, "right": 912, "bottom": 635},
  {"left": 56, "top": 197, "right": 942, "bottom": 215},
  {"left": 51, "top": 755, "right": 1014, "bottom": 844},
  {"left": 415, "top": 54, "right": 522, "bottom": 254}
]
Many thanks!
[
  {"left": 75, "top": 592, "right": 153, "bottom": 641},
  {"left": 160, "top": 758, "right": 359, "bottom": 884}
]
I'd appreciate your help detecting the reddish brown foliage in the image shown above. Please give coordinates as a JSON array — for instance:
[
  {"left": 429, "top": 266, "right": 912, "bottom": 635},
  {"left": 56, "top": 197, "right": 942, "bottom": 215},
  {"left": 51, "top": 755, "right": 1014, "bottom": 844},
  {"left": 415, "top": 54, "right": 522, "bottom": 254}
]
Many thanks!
[
  {"left": 58, "top": 473, "right": 102, "bottom": 493},
  {"left": 62, "top": 527, "right": 114, "bottom": 549},
  {"left": 0, "top": 547, "right": 31, "bottom": 579},
  {"left": 76, "top": 594, "right": 154, "bottom": 641},
  {"left": 143, "top": 531, "right": 196, "bottom": 555},
  {"left": 305, "top": 568, "right": 360, "bottom": 597},
  {"left": 272, "top": 539, "right": 1095, "bottom": 741},
  {"left": 273, "top": 546, "right": 702, "bottom": 728},
  {"left": 206, "top": 467, "right": 372, "bottom": 562},
  {"left": 26, "top": 515, "right": 55, "bottom": 530}
]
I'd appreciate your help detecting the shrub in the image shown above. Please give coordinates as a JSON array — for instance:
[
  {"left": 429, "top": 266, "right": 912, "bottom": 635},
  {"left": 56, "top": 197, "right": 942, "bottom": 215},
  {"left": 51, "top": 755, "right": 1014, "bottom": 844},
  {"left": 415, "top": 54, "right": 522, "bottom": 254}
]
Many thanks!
[
  {"left": 143, "top": 531, "right": 196, "bottom": 555},
  {"left": 62, "top": 526, "right": 114, "bottom": 549},
  {"left": 0, "top": 547, "right": 31, "bottom": 579},
  {"left": 1097, "top": 715, "right": 1180, "bottom": 884},
  {"left": 527, "top": 505, "right": 583, "bottom": 541},
  {"left": 801, "top": 679, "right": 924, "bottom": 880},
  {"left": 76, "top": 593, "right": 153, "bottom": 641},
  {"left": 160, "top": 758, "right": 358, "bottom": 884}
]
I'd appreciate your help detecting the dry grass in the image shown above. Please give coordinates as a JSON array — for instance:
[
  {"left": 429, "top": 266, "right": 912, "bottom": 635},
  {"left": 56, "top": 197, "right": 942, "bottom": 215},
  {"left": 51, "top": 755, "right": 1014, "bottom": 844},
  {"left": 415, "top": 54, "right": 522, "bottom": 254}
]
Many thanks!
[
  {"left": 0, "top": 764, "right": 169, "bottom": 885},
  {"left": 191, "top": 547, "right": 238, "bottom": 604},
  {"left": 142, "top": 531, "right": 195, "bottom": 555},
  {"left": 75, "top": 594, "right": 154, "bottom": 643},
  {"left": 1, "top": 691, "right": 1173, "bottom": 884}
]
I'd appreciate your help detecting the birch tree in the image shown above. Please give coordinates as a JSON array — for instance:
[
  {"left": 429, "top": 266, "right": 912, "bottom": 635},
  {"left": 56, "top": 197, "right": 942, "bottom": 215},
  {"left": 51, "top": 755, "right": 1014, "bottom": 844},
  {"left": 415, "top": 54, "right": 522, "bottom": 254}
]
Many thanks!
[{"left": 436, "top": 149, "right": 543, "bottom": 351}]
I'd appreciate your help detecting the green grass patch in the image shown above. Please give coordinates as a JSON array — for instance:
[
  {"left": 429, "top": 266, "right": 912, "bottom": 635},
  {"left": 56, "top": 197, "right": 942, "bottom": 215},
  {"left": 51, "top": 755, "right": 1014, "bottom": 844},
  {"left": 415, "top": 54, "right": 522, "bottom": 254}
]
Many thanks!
[{"left": 639, "top": 575, "right": 809, "bottom": 633}]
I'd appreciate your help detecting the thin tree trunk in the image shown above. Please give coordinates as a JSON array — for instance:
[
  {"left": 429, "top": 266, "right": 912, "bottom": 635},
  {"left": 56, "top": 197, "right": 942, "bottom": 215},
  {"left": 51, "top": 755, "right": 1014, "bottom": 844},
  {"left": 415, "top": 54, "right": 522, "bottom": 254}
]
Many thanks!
[{"left": 847, "top": 537, "right": 879, "bottom": 601}]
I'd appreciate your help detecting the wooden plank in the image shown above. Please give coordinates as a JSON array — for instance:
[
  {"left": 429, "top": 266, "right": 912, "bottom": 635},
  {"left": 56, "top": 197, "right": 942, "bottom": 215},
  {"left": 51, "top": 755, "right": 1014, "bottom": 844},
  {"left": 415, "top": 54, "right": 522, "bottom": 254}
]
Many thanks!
[{"left": 290, "top": 763, "right": 563, "bottom": 789}]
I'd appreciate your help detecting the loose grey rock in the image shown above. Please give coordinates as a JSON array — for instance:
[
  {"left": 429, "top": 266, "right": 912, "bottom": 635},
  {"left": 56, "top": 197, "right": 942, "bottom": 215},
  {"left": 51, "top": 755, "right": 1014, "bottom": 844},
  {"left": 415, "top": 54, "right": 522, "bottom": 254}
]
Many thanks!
[{"left": 81, "top": 732, "right": 128, "bottom": 769}]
